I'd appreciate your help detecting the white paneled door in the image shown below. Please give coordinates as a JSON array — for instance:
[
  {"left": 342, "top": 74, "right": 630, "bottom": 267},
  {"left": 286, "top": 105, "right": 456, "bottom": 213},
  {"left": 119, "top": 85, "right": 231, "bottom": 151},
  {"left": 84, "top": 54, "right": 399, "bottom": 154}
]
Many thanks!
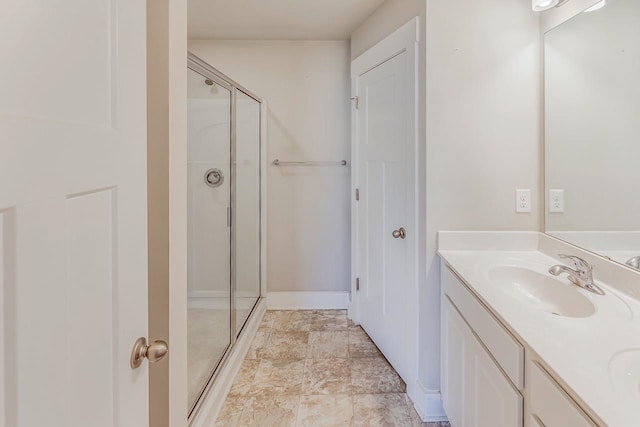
[
  {"left": 0, "top": 1, "right": 150, "bottom": 426},
  {"left": 351, "top": 18, "right": 419, "bottom": 391}
]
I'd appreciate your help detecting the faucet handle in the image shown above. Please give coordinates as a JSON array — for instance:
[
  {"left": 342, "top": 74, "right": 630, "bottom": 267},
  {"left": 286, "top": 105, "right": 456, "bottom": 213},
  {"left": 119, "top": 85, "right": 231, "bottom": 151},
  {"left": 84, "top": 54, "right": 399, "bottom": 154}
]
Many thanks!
[{"left": 558, "top": 254, "right": 592, "bottom": 273}]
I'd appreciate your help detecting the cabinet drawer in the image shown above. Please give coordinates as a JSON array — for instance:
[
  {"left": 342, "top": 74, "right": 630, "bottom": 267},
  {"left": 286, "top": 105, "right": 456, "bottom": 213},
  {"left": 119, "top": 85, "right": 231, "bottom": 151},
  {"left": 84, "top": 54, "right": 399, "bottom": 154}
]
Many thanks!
[
  {"left": 528, "top": 361, "right": 596, "bottom": 427},
  {"left": 442, "top": 265, "right": 524, "bottom": 390}
]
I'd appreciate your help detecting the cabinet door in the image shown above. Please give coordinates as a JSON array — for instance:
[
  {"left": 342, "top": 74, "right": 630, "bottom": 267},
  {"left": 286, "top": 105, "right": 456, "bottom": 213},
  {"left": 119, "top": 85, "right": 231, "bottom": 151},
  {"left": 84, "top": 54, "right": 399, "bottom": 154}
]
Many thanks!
[
  {"left": 442, "top": 298, "right": 523, "bottom": 427},
  {"left": 466, "top": 328, "right": 523, "bottom": 427},
  {"left": 442, "top": 298, "right": 469, "bottom": 427}
]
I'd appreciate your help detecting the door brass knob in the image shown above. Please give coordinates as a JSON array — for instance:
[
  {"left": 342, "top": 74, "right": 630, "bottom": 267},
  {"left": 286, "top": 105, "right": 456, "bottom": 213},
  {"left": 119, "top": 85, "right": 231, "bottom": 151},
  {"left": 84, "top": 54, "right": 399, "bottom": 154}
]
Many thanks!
[
  {"left": 392, "top": 227, "right": 406, "bottom": 239},
  {"left": 130, "top": 337, "right": 168, "bottom": 369}
]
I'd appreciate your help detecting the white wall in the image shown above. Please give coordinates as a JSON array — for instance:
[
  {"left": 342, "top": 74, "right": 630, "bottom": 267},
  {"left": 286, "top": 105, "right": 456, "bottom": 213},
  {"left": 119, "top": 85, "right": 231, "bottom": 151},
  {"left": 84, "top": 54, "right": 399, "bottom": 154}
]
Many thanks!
[
  {"left": 186, "top": 74, "right": 231, "bottom": 296},
  {"left": 352, "top": 0, "right": 540, "bottom": 416},
  {"left": 350, "top": 0, "right": 426, "bottom": 60},
  {"left": 540, "top": 0, "right": 601, "bottom": 32},
  {"left": 188, "top": 40, "right": 352, "bottom": 293},
  {"left": 424, "top": 0, "right": 540, "bottom": 398}
]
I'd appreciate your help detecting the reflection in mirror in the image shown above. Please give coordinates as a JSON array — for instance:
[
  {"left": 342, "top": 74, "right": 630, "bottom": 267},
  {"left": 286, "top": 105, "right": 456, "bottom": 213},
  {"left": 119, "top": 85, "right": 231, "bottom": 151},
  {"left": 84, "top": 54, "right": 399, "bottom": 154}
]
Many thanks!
[{"left": 544, "top": 0, "right": 640, "bottom": 270}]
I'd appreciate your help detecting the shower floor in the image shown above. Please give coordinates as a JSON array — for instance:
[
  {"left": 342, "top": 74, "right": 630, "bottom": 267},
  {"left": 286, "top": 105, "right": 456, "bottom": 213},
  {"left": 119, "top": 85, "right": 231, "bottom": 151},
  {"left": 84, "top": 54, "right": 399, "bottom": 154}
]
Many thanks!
[{"left": 188, "top": 297, "right": 258, "bottom": 409}]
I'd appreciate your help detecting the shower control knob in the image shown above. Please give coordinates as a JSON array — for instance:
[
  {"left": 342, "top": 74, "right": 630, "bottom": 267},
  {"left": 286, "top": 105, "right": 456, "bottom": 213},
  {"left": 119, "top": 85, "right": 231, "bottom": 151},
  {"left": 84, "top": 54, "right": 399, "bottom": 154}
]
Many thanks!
[
  {"left": 392, "top": 227, "right": 406, "bottom": 239},
  {"left": 205, "top": 168, "right": 224, "bottom": 188},
  {"left": 130, "top": 337, "right": 168, "bottom": 369}
]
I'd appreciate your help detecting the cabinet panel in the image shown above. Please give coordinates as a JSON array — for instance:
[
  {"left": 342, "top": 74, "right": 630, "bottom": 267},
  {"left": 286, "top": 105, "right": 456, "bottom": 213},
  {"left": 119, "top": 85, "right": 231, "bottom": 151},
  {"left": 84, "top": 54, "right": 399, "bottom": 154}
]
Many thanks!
[
  {"left": 442, "top": 297, "right": 523, "bottom": 427},
  {"left": 442, "top": 297, "right": 468, "bottom": 427},
  {"left": 528, "top": 361, "right": 596, "bottom": 427},
  {"left": 467, "top": 329, "right": 523, "bottom": 427}
]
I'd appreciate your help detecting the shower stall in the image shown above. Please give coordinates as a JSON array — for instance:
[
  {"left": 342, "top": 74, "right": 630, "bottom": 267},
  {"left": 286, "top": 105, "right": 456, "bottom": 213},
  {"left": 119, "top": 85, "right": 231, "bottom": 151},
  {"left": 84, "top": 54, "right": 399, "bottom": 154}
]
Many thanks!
[{"left": 186, "top": 53, "right": 263, "bottom": 416}]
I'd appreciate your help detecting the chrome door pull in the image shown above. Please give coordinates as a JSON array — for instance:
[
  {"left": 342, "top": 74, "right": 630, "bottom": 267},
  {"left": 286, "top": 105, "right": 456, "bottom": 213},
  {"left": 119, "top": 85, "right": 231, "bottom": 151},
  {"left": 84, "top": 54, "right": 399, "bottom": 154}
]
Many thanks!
[
  {"left": 130, "top": 337, "right": 168, "bottom": 369},
  {"left": 392, "top": 228, "right": 406, "bottom": 239}
]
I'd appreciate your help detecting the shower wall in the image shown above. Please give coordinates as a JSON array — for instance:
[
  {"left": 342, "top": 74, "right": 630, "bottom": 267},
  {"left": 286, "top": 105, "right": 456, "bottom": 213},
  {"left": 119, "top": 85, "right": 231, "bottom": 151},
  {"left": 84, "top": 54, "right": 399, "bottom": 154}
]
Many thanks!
[
  {"left": 188, "top": 40, "right": 351, "bottom": 295},
  {"left": 186, "top": 68, "right": 232, "bottom": 410},
  {"left": 187, "top": 77, "right": 230, "bottom": 298}
]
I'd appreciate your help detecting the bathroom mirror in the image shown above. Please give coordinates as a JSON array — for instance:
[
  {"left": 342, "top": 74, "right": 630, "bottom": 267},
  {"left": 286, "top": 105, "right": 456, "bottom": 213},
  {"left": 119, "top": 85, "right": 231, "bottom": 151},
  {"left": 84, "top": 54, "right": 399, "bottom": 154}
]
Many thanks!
[{"left": 544, "top": 0, "right": 640, "bottom": 270}]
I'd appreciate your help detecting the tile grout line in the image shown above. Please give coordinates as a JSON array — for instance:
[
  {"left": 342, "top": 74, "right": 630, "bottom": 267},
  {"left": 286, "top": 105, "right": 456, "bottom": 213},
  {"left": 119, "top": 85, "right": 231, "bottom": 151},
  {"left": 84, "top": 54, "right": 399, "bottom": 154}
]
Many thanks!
[{"left": 293, "top": 394, "right": 302, "bottom": 427}]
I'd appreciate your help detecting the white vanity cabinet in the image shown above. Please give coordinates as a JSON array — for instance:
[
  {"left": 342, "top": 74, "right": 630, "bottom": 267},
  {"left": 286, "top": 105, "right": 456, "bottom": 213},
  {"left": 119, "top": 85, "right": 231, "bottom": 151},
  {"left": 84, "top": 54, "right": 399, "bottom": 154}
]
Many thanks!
[
  {"left": 526, "top": 360, "right": 596, "bottom": 427},
  {"left": 441, "top": 266, "right": 523, "bottom": 427},
  {"left": 441, "top": 263, "right": 600, "bottom": 427}
]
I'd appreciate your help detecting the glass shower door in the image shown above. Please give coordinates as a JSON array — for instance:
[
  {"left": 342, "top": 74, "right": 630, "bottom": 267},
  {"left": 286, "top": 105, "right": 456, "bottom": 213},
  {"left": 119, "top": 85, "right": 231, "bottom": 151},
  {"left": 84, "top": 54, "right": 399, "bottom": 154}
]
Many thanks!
[
  {"left": 186, "top": 68, "right": 231, "bottom": 412},
  {"left": 234, "top": 89, "right": 261, "bottom": 334},
  {"left": 186, "top": 54, "right": 264, "bottom": 417}
]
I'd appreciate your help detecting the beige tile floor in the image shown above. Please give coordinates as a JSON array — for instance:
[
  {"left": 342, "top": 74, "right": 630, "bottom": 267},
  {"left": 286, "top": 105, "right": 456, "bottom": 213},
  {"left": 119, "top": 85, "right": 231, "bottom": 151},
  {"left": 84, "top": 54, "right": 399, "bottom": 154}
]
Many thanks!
[{"left": 215, "top": 310, "right": 450, "bottom": 427}]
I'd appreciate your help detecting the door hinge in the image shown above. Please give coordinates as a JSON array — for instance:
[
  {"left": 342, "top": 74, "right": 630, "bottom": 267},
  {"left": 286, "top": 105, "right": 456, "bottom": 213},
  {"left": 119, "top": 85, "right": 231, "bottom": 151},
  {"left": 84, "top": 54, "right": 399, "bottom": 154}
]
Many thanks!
[
  {"left": 227, "top": 207, "right": 231, "bottom": 227},
  {"left": 355, "top": 188, "right": 360, "bottom": 201},
  {"left": 356, "top": 277, "right": 360, "bottom": 291},
  {"left": 351, "top": 96, "right": 359, "bottom": 109}
]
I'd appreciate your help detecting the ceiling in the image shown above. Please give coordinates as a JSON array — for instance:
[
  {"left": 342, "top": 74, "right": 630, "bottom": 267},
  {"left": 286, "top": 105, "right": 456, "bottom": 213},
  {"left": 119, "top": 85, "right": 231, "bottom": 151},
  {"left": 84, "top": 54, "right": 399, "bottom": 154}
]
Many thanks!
[{"left": 188, "top": 0, "right": 385, "bottom": 40}]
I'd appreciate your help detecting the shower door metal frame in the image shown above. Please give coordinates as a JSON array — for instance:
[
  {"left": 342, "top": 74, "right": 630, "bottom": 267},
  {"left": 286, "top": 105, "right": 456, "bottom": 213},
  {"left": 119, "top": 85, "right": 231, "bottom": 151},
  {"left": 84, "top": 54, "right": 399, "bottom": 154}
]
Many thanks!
[
  {"left": 233, "top": 85, "right": 264, "bottom": 337},
  {"left": 187, "top": 52, "right": 264, "bottom": 420}
]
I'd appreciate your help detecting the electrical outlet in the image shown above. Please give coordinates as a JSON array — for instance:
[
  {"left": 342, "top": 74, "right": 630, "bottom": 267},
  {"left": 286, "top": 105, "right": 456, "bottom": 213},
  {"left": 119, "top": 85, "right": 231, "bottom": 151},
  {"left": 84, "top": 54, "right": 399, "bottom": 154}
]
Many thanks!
[
  {"left": 549, "top": 189, "right": 564, "bottom": 213},
  {"left": 516, "top": 189, "right": 531, "bottom": 213}
]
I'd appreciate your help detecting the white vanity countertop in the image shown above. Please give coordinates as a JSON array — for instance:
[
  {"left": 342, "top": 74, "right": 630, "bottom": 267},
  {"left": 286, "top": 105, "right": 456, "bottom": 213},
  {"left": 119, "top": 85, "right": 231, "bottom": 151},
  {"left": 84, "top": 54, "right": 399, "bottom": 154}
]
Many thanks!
[{"left": 439, "top": 248, "right": 640, "bottom": 427}]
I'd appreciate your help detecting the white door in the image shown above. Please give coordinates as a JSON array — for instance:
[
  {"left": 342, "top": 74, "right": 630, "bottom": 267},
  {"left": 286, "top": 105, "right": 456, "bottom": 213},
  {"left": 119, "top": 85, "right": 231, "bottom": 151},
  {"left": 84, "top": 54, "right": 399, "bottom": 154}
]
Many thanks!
[
  {"left": 351, "top": 18, "right": 419, "bottom": 386},
  {"left": 0, "top": 1, "right": 150, "bottom": 426}
]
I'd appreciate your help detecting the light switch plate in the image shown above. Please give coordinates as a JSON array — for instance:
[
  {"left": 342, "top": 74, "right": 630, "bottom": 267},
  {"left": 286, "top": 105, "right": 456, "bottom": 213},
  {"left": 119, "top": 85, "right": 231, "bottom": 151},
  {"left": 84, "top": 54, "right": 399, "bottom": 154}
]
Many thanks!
[
  {"left": 516, "top": 189, "right": 531, "bottom": 213},
  {"left": 549, "top": 189, "right": 564, "bottom": 213}
]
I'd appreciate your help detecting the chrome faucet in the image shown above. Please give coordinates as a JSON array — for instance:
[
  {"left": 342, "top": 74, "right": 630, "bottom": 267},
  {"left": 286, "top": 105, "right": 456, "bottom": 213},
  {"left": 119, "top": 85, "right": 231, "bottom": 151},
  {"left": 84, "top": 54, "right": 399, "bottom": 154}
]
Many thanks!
[
  {"left": 549, "top": 254, "right": 605, "bottom": 295},
  {"left": 626, "top": 256, "right": 640, "bottom": 271}
]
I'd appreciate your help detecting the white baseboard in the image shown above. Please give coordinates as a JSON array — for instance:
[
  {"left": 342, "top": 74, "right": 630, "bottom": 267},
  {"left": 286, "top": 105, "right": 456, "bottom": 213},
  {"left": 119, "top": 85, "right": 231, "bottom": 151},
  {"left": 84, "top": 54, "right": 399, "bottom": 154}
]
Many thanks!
[
  {"left": 266, "top": 291, "right": 350, "bottom": 310},
  {"left": 413, "top": 379, "right": 448, "bottom": 422},
  {"left": 188, "top": 298, "right": 266, "bottom": 427}
]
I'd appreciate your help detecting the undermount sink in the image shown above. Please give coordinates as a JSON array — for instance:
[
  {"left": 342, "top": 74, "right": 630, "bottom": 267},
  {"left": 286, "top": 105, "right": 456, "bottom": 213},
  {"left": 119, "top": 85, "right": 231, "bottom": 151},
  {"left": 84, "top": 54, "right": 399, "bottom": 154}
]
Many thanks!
[
  {"left": 488, "top": 266, "right": 595, "bottom": 318},
  {"left": 609, "top": 349, "right": 640, "bottom": 404}
]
